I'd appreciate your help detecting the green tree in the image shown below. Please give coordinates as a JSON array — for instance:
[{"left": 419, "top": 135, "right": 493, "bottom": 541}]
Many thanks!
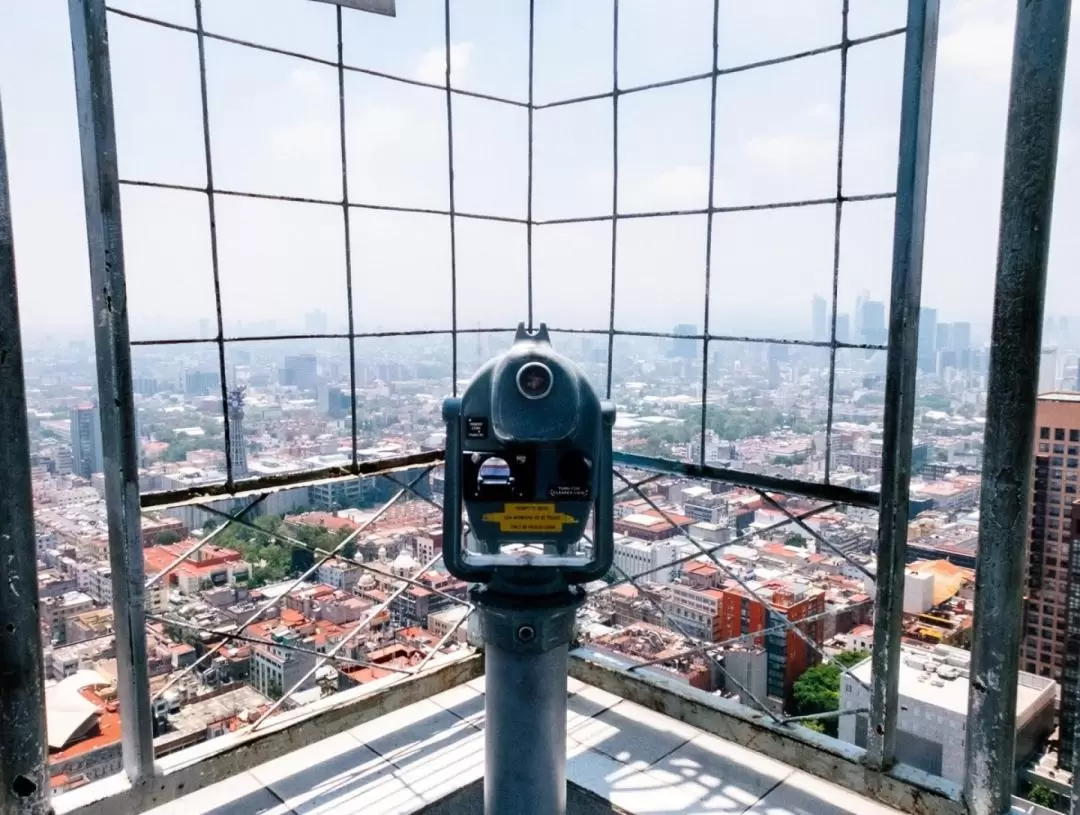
[
  {"left": 1026, "top": 784, "right": 1058, "bottom": 809},
  {"left": 785, "top": 533, "right": 807, "bottom": 548},
  {"left": 155, "top": 530, "right": 182, "bottom": 545},
  {"left": 792, "top": 650, "right": 869, "bottom": 738}
]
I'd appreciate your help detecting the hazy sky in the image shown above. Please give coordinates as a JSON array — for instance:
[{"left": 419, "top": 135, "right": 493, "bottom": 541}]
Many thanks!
[{"left": 1, "top": 0, "right": 1078, "bottom": 344}]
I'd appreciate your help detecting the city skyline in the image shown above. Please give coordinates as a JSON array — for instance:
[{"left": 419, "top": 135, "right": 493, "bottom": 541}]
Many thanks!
[{"left": 1, "top": 0, "right": 1079, "bottom": 342}]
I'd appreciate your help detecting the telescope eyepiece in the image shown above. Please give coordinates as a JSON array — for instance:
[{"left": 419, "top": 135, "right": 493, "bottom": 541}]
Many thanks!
[{"left": 516, "top": 361, "right": 554, "bottom": 401}]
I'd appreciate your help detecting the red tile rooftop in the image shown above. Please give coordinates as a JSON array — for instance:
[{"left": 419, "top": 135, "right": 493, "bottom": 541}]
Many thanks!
[{"left": 49, "top": 688, "right": 120, "bottom": 762}]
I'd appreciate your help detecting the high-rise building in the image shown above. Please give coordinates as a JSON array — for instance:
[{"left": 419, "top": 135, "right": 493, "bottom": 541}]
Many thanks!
[
  {"left": 811, "top": 295, "right": 828, "bottom": 343},
  {"left": 1061, "top": 501, "right": 1080, "bottom": 769},
  {"left": 858, "top": 300, "right": 886, "bottom": 347},
  {"left": 1040, "top": 347, "right": 1059, "bottom": 394},
  {"left": 69, "top": 404, "right": 102, "bottom": 478},
  {"left": 1023, "top": 393, "right": 1080, "bottom": 682},
  {"left": 184, "top": 369, "right": 220, "bottom": 397},
  {"left": 226, "top": 386, "right": 249, "bottom": 478},
  {"left": 834, "top": 313, "right": 850, "bottom": 345},
  {"left": 318, "top": 383, "right": 351, "bottom": 419},
  {"left": 935, "top": 322, "right": 951, "bottom": 355},
  {"left": 713, "top": 581, "right": 825, "bottom": 706},
  {"left": 670, "top": 324, "right": 697, "bottom": 359},
  {"left": 950, "top": 322, "right": 972, "bottom": 353},
  {"left": 918, "top": 307, "right": 937, "bottom": 373},
  {"left": 281, "top": 354, "right": 318, "bottom": 392}
]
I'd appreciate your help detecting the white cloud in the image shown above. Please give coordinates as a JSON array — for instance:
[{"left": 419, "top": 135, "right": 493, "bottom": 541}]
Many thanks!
[
  {"left": 940, "top": 20, "right": 1013, "bottom": 79},
  {"left": 627, "top": 164, "right": 709, "bottom": 210},
  {"left": 288, "top": 67, "right": 331, "bottom": 99},
  {"left": 744, "top": 133, "right": 832, "bottom": 168},
  {"left": 414, "top": 42, "right": 475, "bottom": 85},
  {"left": 268, "top": 120, "right": 337, "bottom": 161}
]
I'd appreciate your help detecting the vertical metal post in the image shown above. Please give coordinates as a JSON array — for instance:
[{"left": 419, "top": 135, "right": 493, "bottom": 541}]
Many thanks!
[
  {"left": 866, "top": 0, "right": 938, "bottom": 771},
  {"left": 476, "top": 591, "right": 581, "bottom": 815},
  {"left": 964, "top": 2, "right": 1072, "bottom": 813},
  {"left": 0, "top": 97, "right": 51, "bottom": 815},
  {"left": 68, "top": 0, "right": 156, "bottom": 781}
]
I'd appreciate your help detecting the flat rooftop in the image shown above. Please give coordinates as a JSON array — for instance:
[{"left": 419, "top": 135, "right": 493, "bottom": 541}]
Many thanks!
[
  {"left": 1040, "top": 391, "right": 1080, "bottom": 402},
  {"left": 849, "top": 648, "right": 1055, "bottom": 718}
]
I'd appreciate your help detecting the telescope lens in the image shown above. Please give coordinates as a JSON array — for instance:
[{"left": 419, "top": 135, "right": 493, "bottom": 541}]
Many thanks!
[{"left": 516, "top": 361, "right": 553, "bottom": 400}]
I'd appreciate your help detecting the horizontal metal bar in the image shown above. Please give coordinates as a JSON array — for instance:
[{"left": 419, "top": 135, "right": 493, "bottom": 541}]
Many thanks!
[
  {"left": 129, "top": 326, "right": 523, "bottom": 347},
  {"left": 534, "top": 27, "right": 906, "bottom": 110},
  {"left": 779, "top": 707, "right": 868, "bottom": 725},
  {"left": 139, "top": 448, "right": 444, "bottom": 508},
  {"left": 532, "top": 192, "right": 895, "bottom": 226},
  {"left": 612, "top": 452, "right": 880, "bottom": 508},
  {"left": 54, "top": 652, "right": 482, "bottom": 815},
  {"left": 104, "top": 6, "right": 528, "bottom": 108},
  {"left": 117, "top": 177, "right": 531, "bottom": 225},
  {"left": 120, "top": 181, "right": 892, "bottom": 230},
  {"left": 568, "top": 648, "right": 963, "bottom": 815},
  {"left": 129, "top": 326, "right": 887, "bottom": 351}
]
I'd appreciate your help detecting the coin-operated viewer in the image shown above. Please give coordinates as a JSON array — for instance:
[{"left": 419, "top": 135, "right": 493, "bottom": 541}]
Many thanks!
[{"left": 442, "top": 322, "right": 615, "bottom": 815}]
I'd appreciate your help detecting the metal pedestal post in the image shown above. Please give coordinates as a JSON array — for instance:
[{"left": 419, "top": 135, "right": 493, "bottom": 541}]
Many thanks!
[{"left": 475, "top": 588, "right": 583, "bottom": 815}]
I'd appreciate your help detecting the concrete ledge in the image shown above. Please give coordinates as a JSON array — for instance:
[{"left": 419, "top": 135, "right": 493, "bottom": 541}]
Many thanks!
[
  {"left": 568, "top": 646, "right": 964, "bottom": 815},
  {"left": 55, "top": 652, "right": 483, "bottom": 815}
]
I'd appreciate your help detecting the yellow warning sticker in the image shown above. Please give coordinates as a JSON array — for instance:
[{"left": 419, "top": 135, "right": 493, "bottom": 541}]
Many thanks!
[{"left": 482, "top": 503, "right": 577, "bottom": 534}]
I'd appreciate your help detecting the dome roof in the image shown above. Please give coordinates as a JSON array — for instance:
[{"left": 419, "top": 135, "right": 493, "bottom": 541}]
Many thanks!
[{"left": 393, "top": 551, "right": 418, "bottom": 569}]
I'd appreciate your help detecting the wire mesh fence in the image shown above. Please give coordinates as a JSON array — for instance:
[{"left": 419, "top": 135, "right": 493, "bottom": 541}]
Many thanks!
[
  {"left": 54, "top": 0, "right": 961, "bottom": 810},
  {"left": 100, "top": 0, "right": 908, "bottom": 503}
]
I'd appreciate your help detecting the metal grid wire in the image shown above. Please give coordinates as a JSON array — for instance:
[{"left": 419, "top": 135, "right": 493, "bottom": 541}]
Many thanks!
[
  {"left": 61, "top": 0, "right": 949, "bottom": 805},
  {"left": 106, "top": 0, "right": 903, "bottom": 729},
  {"left": 103, "top": 0, "right": 903, "bottom": 501}
]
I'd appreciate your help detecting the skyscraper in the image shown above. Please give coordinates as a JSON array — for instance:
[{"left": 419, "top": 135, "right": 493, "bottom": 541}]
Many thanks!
[
  {"left": 281, "top": 354, "right": 319, "bottom": 392},
  {"left": 834, "top": 313, "right": 850, "bottom": 345},
  {"left": 69, "top": 404, "right": 102, "bottom": 478},
  {"left": 811, "top": 295, "right": 828, "bottom": 343},
  {"left": 935, "top": 322, "right": 951, "bottom": 356},
  {"left": 1060, "top": 500, "right": 1080, "bottom": 769},
  {"left": 918, "top": 307, "right": 937, "bottom": 373},
  {"left": 1023, "top": 393, "right": 1080, "bottom": 683},
  {"left": 226, "top": 386, "right": 249, "bottom": 478},
  {"left": 950, "top": 322, "right": 972, "bottom": 353},
  {"left": 858, "top": 300, "right": 886, "bottom": 346},
  {"left": 1040, "top": 347, "right": 1059, "bottom": 394},
  {"left": 670, "top": 324, "right": 697, "bottom": 359}
]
